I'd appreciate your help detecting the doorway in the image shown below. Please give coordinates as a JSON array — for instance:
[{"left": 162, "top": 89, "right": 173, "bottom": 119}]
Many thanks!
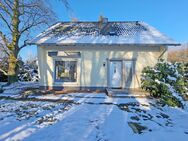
[{"left": 109, "top": 61, "right": 122, "bottom": 88}]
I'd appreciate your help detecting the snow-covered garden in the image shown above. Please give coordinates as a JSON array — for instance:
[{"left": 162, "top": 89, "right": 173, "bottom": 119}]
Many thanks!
[
  {"left": 0, "top": 0, "right": 187, "bottom": 140},
  {"left": 0, "top": 82, "right": 188, "bottom": 141},
  {"left": 0, "top": 60, "right": 187, "bottom": 141}
]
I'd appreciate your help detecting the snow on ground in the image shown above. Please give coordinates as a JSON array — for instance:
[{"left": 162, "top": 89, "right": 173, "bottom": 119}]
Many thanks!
[
  {"left": 0, "top": 91, "right": 188, "bottom": 141},
  {"left": 1, "top": 82, "right": 39, "bottom": 97}
]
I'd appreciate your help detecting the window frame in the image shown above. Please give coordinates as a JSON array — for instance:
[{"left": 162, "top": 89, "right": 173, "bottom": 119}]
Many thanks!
[
  {"left": 52, "top": 57, "right": 80, "bottom": 86},
  {"left": 54, "top": 60, "right": 77, "bottom": 83}
]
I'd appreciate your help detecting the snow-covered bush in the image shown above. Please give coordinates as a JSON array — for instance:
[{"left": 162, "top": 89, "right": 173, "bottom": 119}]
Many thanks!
[
  {"left": 141, "top": 60, "right": 188, "bottom": 108},
  {"left": 18, "top": 59, "right": 39, "bottom": 82}
]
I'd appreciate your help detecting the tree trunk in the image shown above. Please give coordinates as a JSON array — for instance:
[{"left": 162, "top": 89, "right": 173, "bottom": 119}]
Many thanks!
[{"left": 8, "top": 54, "right": 18, "bottom": 84}]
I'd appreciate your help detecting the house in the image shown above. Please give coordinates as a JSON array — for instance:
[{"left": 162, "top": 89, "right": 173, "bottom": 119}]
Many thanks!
[{"left": 30, "top": 18, "right": 179, "bottom": 91}]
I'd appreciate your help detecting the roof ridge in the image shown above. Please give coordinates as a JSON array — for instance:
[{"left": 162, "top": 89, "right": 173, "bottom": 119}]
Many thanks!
[{"left": 57, "top": 21, "right": 143, "bottom": 23}]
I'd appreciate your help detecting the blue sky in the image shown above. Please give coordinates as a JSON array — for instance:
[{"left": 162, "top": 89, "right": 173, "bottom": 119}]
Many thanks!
[{"left": 20, "top": 0, "right": 188, "bottom": 61}]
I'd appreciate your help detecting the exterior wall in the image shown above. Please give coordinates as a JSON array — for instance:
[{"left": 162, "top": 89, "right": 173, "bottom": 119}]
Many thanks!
[{"left": 37, "top": 45, "right": 167, "bottom": 90}]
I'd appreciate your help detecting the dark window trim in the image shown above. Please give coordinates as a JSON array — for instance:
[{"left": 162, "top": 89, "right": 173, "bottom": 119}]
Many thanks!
[
  {"left": 54, "top": 60, "right": 77, "bottom": 83},
  {"left": 48, "top": 51, "right": 81, "bottom": 58}
]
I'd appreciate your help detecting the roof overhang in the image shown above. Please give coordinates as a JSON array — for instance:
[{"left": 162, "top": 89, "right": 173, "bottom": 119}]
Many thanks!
[{"left": 28, "top": 42, "right": 181, "bottom": 47}]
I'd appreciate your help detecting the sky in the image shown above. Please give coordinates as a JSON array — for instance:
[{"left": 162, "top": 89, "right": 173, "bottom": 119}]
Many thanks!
[{"left": 20, "top": 0, "right": 188, "bottom": 61}]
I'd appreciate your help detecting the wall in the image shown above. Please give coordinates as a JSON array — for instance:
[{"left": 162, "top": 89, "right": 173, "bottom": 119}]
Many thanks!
[{"left": 37, "top": 45, "right": 167, "bottom": 89}]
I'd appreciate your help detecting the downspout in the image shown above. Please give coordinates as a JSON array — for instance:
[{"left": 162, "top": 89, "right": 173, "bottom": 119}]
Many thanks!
[{"left": 135, "top": 73, "right": 141, "bottom": 88}]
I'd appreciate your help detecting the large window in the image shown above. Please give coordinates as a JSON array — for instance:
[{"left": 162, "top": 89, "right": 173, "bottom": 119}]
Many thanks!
[{"left": 55, "top": 61, "right": 77, "bottom": 82}]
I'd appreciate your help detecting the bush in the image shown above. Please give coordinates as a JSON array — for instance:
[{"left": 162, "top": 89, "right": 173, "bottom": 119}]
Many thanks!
[
  {"left": 0, "top": 86, "right": 3, "bottom": 93},
  {"left": 0, "top": 57, "right": 8, "bottom": 82},
  {"left": 18, "top": 64, "right": 39, "bottom": 82},
  {"left": 141, "top": 60, "right": 187, "bottom": 108},
  {"left": 18, "top": 59, "right": 39, "bottom": 82},
  {"left": 0, "top": 72, "right": 8, "bottom": 82}
]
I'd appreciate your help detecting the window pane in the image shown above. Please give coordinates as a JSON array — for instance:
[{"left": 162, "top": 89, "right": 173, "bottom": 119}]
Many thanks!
[
  {"left": 55, "top": 61, "right": 77, "bottom": 82},
  {"left": 124, "top": 61, "right": 133, "bottom": 88}
]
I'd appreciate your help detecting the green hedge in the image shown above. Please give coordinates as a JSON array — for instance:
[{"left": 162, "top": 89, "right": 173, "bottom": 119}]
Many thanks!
[{"left": 141, "top": 60, "right": 188, "bottom": 108}]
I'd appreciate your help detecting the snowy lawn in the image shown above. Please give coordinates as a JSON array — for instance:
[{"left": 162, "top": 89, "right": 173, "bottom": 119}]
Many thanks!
[{"left": 0, "top": 91, "right": 188, "bottom": 141}]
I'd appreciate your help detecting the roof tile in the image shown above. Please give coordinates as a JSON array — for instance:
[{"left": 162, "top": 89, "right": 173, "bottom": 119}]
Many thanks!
[{"left": 30, "top": 21, "right": 178, "bottom": 45}]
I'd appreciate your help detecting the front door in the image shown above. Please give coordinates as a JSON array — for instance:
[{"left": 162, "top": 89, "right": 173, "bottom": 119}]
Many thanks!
[{"left": 109, "top": 61, "right": 122, "bottom": 88}]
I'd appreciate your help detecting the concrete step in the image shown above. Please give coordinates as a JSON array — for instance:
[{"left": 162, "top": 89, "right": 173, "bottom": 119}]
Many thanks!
[{"left": 106, "top": 88, "right": 150, "bottom": 98}]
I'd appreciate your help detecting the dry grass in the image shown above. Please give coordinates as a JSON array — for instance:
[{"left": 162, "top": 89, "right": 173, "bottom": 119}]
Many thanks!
[{"left": 168, "top": 48, "right": 188, "bottom": 62}]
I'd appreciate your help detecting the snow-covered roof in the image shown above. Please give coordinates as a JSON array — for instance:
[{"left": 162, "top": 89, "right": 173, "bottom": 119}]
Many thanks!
[{"left": 30, "top": 21, "right": 179, "bottom": 46}]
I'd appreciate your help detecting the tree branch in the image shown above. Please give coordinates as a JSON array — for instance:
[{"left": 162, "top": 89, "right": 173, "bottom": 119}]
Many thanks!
[
  {"left": 0, "top": 31, "right": 10, "bottom": 48},
  {"left": 0, "top": 1, "right": 12, "bottom": 17},
  {"left": 20, "top": 20, "right": 46, "bottom": 34},
  {"left": 19, "top": 39, "right": 28, "bottom": 51},
  {"left": 4, "top": 0, "right": 13, "bottom": 10},
  {"left": 0, "top": 43, "right": 10, "bottom": 55},
  {"left": 0, "top": 68, "right": 8, "bottom": 76},
  {"left": 0, "top": 13, "right": 13, "bottom": 32}
]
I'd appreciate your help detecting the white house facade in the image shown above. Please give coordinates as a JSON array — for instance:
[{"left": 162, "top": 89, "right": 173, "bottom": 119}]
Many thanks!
[{"left": 30, "top": 18, "right": 179, "bottom": 90}]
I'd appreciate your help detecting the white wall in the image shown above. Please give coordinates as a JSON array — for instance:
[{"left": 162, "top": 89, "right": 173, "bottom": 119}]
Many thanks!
[{"left": 38, "top": 45, "right": 167, "bottom": 89}]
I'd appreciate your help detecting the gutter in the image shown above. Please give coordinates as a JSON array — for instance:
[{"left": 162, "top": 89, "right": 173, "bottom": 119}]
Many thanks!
[{"left": 28, "top": 42, "right": 181, "bottom": 47}]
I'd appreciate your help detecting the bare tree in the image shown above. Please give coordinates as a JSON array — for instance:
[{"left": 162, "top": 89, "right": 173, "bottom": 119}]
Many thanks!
[{"left": 0, "top": 0, "right": 69, "bottom": 83}]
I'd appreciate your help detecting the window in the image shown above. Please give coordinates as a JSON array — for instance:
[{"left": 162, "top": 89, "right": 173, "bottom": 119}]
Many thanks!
[
  {"left": 124, "top": 61, "right": 134, "bottom": 88},
  {"left": 55, "top": 61, "right": 77, "bottom": 82}
]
